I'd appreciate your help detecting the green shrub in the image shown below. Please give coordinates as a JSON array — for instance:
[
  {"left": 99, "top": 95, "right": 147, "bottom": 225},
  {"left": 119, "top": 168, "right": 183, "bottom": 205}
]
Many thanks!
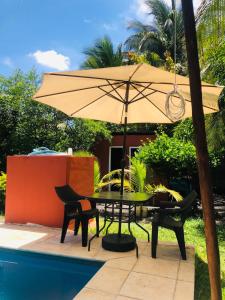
[
  {"left": 136, "top": 133, "right": 197, "bottom": 178},
  {"left": 0, "top": 172, "right": 7, "bottom": 212}
]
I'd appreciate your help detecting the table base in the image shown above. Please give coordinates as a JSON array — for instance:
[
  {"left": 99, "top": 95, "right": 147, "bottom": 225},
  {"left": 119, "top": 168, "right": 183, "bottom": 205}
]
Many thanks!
[{"left": 102, "top": 233, "right": 137, "bottom": 253}]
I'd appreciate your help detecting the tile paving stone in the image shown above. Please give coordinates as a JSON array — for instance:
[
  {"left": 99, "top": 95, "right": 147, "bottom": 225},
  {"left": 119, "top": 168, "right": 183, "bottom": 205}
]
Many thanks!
[
  {"left": 141, "top": 242, "right": 195, "bottom": 262},
  {"left": 86, "top": 266, "right": 129, "bottom": 294},
  {"left": 0, "top": 224, "right": 195, "bottom": 300},
  {"left": 105, "top": 256, "right": 137, "bottom": 271},
  {"left": 95, "top": 248, "right": 137, "bottom": 261},
  {"left": 178, "top": 261, "right": 195, "bottom": 282},
  {"left": 133, "top": 255, "right": 179, "bottom": 279},
  {"left": 0, "top": 227, "right": 48, "bottom": 248},
  {"left": 174, "top": 280, "right": 194, "bottom": 300},
  {"left": 116, "top": 296, "right": 139, "bottom": 300},
  {"left": 120, "top": 271, "right": 176, "bottom": 300},
  {"left": 75, "top": 287, "right": 116, "bottom": 300}
]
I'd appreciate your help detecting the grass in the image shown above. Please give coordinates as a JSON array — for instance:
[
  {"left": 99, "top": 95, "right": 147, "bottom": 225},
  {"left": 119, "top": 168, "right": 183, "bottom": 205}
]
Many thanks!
[{"left": 92, "top": 217, "right": 225, "bottom": 300}]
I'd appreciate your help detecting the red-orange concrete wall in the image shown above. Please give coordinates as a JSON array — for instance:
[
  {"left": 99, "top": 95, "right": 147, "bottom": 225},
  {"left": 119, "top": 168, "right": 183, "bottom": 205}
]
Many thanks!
[{"left": 5, "top": 155, "right": 94, "bottom": 227}]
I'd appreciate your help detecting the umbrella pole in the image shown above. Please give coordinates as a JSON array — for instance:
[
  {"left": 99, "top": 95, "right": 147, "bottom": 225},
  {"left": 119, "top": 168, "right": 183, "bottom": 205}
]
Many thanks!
[
  {"left": 118, "top": 83, "right": 129, "bottom": 237},
  {"left": 181, "top": 1, "right": 222, "bottom": 299},
  {"left": 120, "top": 108, "right": 128, "bottom": 196}
]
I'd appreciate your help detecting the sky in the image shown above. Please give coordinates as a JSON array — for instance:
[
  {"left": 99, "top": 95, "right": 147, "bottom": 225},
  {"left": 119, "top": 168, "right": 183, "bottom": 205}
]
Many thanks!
[{"left": 0, "top": 0, "right": 202, "bottom": 77}]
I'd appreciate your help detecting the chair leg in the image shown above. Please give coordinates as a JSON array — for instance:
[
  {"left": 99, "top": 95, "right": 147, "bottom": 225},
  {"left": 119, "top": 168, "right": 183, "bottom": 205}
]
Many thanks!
[
  {"left": 74, "top": 219, "right": 80, "bottom": 236},
  {"left": 81, "top": 218, "right": 89, "bottom": 247},
  {"left": 96, "top": 214, "right": 99, "bottom": 237},
  {"left": 61, "top": 217, "right": 70, "bottom": 243},
  {"left": 175, "top": 227, "right": 186, "bottom": 260},
  {"left": 151, "top": 224, "right": 158, "bottom": 258}
]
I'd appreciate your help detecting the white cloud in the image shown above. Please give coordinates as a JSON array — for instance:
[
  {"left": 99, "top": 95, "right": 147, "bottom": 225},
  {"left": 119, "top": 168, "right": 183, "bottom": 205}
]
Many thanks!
[
  {"left": 29, "top": 50, "right": 70, "bottom": 71},
  {"left": 2, "top": 57, "right": 14, "bottom": 68}
]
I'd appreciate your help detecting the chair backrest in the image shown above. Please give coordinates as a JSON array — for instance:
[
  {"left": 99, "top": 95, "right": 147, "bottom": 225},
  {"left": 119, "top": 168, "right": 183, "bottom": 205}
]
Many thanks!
[
  {"left": 177, "top": 190, "right": 198, "bottom": 222},
  {"left": 55, "top": 185, "right": 83, "bottom": 204}
]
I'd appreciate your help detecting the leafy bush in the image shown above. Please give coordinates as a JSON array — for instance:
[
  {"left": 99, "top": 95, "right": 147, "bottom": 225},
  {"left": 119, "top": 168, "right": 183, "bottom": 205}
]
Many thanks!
[
  {"left": 173, "top": 118, "right": 194, "bottom": 142},
  {"left": 0, "top": 172, "right": 7, "bottom": 211},
  {"left": 136, "top": 133, "right": 197, "bottom": 178}
]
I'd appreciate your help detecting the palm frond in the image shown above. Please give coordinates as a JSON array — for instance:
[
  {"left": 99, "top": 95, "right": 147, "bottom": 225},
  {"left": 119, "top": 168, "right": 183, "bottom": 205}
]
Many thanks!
[
  {"left": 81, "top": 36, "right": 123, "bottom": 69},
  {"left": 129, "top": 157, "right": 146, "bottom": 192},
  {"left": 100, "top": 168, "right": 129, "bottom": 182},
  {"left": 127, "top": 20, "right": 156, "bottom": 32},
  {"left": 145, "top": 0, "right": 171, "bottom": 27},
  {"left": 145, "top": 183, "right": 183, "bottom": 201},
  {"left": 94, "top": 159, "right": 101, "bottom": 191}
]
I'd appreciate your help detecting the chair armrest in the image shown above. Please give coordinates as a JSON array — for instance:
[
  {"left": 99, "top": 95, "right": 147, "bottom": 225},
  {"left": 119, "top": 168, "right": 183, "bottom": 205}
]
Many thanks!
[
  {"left": 158, "top": 201, "right": 178, "bottom": 209},
  {"left": 89, "top": 199, "right": 96, "bottom": 209},
  {"left": 65, "top": 201, "right": 82, "bottom": 212},
  {"left": 151, "top": 207, "right": 181, "bottom": 216}
]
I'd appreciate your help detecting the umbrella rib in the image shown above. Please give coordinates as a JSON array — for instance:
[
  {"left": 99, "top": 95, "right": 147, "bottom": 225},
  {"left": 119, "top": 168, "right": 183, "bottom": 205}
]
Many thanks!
[
  {"left": 132, "top": 80, "right": 220, "bottom": 88},
  {"left": 134, "top": 81, "right": 188, "bottom": 100},
  {"left": 34, "top": 82, "right": 122, "bottom": 99},
  {"left": 129, "top": 82, "right": 153, "bottom": 103},
  {"left": 70, "top": 82, "right": 125, "bottom": 116},
  {"left": 106, "top": 80, "right": 125, "bottom": 102},
  {"left": 133, "top": 82, "right": 218, "bottom": 111},
  {"left": 130, "top": 90, "right": 157, "bottom": 104},
  {"left": 48, "top": 72, "right": 126, "bottom": 83},
  {"left": 131, "top": 83, "right": 173, "bottom": 122},
  {"left": 128, "top": 63, "right": 143, "bottom": 81},
  {"left": 145, "top": 97, "right": 173, "bottom": 123},
  {"left": 98, "top": 86, "right": 124, "bottom": 103}
]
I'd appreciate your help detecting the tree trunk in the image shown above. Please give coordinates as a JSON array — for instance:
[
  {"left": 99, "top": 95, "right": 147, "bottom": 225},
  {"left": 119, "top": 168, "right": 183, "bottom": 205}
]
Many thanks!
[{"left": 181, "top": 1, "right": 222, "bottom": 299}]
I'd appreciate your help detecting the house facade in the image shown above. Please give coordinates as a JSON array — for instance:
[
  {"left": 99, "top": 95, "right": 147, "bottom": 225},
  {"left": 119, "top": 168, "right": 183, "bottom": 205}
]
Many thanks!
[{"left": 92, "top": 133, "right": 155, "bottom": 176}]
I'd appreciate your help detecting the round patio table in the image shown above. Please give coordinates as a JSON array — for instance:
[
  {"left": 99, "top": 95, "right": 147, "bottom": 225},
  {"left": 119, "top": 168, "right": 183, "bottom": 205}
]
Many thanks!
[{"left": 87, "top": 191, "right": 153, "bottom": 257}]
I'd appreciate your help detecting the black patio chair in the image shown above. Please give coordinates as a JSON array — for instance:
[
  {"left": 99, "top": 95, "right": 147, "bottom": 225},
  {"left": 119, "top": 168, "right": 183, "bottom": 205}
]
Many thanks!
[
  {"left": 55, "top": 185, "right": 99, "bottom": 247},
  {"left": 150, "top": 190, "right": 198, "bottom": 260}
]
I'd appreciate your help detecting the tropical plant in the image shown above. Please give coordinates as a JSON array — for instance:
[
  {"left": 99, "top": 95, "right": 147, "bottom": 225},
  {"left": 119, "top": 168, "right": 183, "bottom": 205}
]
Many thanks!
[
  {"left": 125, "top": 0, "right": 185, "bottom": 63},
  {"left": 145, "top": 183, "right": 183, "bottom": 201},
  {"left": 0, "top": 172, "right": 7, "bottom": 211},
  {"left": 200, "top": 40, "right": 225, "bottom": 152},
  {"left": 81, "top": 36, "right": 123, "bottom": 69},
  {"left": 99, "top": 157, "right": 183, "bottom": 201},
  {"left": 0, "top": 172, "right": 6, "bottom": 193},
  {"left": 196, "top": 0, "right": 225, "bottom": 66}
]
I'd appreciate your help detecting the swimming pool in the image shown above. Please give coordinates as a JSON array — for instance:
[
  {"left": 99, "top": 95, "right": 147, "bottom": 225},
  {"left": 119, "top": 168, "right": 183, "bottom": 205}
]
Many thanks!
[{"left": 0, "top": 247, "right": 104, "bottom": 300}]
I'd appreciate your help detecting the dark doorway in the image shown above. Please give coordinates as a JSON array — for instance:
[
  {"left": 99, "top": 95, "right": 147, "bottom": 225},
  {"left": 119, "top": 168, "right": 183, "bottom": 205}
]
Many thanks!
[
  {"left": 129, "top": 147, "right": 138, "bottom": 158},
  {"left": 110, "top": 147, "right": 123, "bottom": 171}
]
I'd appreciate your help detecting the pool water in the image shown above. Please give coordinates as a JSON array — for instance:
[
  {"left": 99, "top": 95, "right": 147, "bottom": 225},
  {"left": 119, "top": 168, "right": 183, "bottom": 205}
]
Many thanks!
[{"left": 0, "top": 247, "right": 104, "bottom": 300}]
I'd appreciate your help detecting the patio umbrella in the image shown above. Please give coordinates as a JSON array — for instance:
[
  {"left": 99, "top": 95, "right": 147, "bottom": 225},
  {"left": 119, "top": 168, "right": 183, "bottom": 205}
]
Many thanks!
[{"left": 33, "top": 63, "right": 223, "bottom": 194}]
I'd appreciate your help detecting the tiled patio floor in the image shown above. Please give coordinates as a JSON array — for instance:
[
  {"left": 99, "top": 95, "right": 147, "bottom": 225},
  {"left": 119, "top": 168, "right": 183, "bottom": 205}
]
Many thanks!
[{"left": 0, "top": 222, "right": 195, "bottom": 300}]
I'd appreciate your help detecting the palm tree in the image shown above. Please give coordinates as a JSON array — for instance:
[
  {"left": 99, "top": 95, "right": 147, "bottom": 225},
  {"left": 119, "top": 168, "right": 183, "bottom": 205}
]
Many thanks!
[
  {"left": 196, "top": 1, "right": 225, "bottom": 151},
  {"left": 196, "top": 0, "right": 225, "bottom": 62},
  {"left": 125, "top": 0, "right": 185, "bottom": 63},
  {"left": 81, "top": 36, "right": 123, "bottom": 69}
]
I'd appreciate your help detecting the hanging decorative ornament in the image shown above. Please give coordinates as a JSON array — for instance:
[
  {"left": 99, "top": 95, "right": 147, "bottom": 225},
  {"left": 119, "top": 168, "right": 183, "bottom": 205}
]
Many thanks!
[
  {"left": 165, "top": 0, "right": 186, "bottom": 122},
  {"left": 165, "top": 84, "right": 185, "bottom": 121}
]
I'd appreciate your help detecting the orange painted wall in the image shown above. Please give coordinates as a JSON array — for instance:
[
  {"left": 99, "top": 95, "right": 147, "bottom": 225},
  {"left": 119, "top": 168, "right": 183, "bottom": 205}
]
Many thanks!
[{"left": 5, "top": 155, "right": 94, "bottom": 227}]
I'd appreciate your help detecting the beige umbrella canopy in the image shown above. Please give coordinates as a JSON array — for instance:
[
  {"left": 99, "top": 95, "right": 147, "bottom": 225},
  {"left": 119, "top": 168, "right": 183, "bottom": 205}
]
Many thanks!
[{"left": 33, "top": 63, "right": 222, "bottom": 124}]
